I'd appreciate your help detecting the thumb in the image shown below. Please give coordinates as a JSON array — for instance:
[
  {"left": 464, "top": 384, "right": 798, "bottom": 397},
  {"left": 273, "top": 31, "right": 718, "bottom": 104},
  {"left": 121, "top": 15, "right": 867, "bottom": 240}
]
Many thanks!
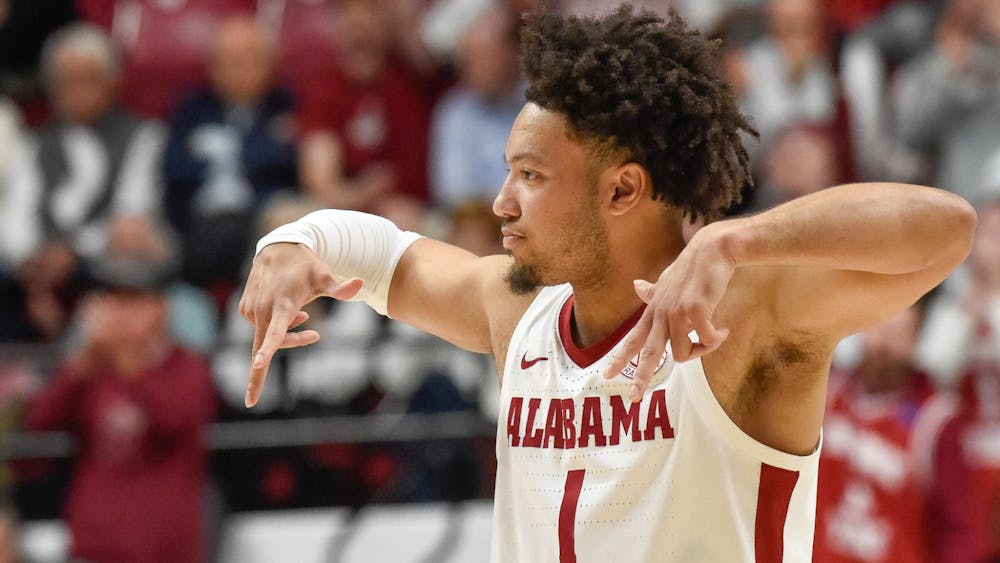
[
  {"left": 633, "top": 279, "right": 655, "bottom": 304},
  {"left": 325, "top": 277, "right": 364, "bottom": 300}
]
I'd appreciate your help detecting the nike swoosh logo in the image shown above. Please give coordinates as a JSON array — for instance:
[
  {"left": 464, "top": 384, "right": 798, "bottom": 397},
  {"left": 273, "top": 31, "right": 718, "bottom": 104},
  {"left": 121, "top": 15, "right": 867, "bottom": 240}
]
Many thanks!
[{"left": 520, "top": 354, "right": 549, "bottom": 370}]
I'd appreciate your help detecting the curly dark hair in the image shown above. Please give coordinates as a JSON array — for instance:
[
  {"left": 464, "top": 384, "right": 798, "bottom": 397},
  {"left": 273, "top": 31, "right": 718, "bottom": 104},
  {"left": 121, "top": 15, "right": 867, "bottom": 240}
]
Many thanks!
[{"left": 521, "top": 5, "right": 757, "bottom": 221}]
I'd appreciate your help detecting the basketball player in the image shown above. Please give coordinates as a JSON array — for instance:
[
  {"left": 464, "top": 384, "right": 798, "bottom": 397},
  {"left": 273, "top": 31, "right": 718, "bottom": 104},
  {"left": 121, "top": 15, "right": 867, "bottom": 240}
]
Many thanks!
[{"left": 239, "top": 7, "right": 976, "bottom": 562}]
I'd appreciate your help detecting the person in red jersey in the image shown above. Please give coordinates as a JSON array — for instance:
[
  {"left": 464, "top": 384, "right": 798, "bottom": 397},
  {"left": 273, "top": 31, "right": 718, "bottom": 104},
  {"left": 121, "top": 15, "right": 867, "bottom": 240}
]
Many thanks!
[
  {"left": 239, "top": 7, "right": 976, "bottom": 562},
  {"left": 297, "top": 0, "right": 434, "bottom": 214},
  {"left": 813, "top": 305, "right": 934, "bottom": 563},
  {"left": 23, "top": 256, "right": 217, "bottom": 563}
]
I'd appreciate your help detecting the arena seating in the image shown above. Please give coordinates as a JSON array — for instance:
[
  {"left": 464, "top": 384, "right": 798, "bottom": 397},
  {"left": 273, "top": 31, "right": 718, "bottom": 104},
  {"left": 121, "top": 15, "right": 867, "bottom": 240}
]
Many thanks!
[{"left": 20, "top": 500, "right": 495, "bottom": 563}]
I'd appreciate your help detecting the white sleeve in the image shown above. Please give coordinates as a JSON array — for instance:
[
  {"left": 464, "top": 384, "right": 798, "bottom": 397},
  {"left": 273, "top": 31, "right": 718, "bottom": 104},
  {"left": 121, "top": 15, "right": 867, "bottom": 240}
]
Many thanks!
[{"left": 255, "top": 210, "right": 422, "bottom": 316}]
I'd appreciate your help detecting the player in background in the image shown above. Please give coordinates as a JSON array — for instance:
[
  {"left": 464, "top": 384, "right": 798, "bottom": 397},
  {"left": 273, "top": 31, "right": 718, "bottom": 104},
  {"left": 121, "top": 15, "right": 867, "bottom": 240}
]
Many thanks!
[{"left": 239, "top": 6, "right": 976, "bottom": 562}]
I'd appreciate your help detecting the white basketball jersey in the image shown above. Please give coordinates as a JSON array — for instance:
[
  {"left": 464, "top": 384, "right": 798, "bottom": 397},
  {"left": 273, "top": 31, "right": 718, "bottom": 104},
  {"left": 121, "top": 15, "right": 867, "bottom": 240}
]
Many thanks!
[{"left": 492, "top": 285, "right": 821, "bottom": 563}]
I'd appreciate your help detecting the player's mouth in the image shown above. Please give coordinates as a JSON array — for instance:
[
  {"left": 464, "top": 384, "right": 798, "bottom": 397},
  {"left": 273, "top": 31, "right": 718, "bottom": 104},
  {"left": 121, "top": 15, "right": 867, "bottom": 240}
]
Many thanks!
[{"left": 501, "top": 227, "right": 524, "bottom": 250}]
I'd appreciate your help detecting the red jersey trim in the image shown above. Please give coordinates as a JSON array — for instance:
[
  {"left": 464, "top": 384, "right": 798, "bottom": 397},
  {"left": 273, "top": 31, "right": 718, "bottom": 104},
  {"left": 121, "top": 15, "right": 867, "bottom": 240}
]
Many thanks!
[
  {"left": 558, "top": 295, "right": 645, "bottom": 369},
  {"left": 754, "top": 463, "right": 800, "bottom": 563}
]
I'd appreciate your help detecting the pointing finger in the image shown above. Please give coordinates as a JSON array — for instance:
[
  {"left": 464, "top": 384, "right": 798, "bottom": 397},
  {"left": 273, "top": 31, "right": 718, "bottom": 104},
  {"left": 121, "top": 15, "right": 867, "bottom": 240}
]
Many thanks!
[
  {"left": 246, "top": 301, "right": 297, "bottom": 408},
  {"left": 604, "top": 311, "right": 652, "bottom": 380},
  {"left": 630, "top": 310, "right": 668, "bottom": 402}
]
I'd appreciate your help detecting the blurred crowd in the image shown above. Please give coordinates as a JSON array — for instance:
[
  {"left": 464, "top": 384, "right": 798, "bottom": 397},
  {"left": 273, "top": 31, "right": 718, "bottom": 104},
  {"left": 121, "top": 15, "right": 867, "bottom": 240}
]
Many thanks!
[{"left": 0, "top": 0, "right": 998, "bottom": 562}]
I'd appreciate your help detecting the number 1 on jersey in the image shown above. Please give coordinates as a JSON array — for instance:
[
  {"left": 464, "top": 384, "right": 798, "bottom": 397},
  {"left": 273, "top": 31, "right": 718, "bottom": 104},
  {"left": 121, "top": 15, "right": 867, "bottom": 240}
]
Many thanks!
[{"left": 559, "top": 469, "right": 586, "bottom": 563}]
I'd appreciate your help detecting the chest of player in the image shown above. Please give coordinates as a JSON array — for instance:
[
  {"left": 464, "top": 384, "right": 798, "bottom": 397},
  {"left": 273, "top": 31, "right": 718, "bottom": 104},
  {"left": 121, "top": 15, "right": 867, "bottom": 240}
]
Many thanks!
[{"left": 500, "top": 324, "right": 679, "bottom": 454}]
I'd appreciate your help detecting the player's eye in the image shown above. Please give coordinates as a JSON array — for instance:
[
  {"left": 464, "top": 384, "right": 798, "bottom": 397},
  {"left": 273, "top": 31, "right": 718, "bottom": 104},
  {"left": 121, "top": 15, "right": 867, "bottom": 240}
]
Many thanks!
[{"left": 521, "top": 169, "right": 537, "bottom": 181}]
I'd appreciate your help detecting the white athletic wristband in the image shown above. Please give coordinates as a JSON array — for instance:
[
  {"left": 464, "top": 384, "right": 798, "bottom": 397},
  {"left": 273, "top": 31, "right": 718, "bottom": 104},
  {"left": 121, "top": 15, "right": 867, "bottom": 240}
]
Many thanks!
[{"left": 255, "top": 210, "right": 422, "bottom": 316}]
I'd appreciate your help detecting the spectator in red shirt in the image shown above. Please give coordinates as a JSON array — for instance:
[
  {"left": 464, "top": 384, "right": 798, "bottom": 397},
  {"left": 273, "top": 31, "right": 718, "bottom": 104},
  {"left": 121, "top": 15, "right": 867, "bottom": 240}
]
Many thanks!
[
  {"left": 22, "top": 255, "right": 217, "bottom": 563},
  {"left": 297, "top": 0, "right": 433, "bottom": 219},
  {"left": 814, "top": 304, "right": 933, "bottom": 563},
  {"left": 917, "top": 198, "right": 1000, "bottom": 563}
]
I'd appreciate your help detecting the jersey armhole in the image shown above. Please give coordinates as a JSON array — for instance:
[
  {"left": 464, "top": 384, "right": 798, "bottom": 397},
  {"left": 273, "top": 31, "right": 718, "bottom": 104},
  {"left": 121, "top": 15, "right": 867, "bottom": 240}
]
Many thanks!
[{"left": 680, "top": 359, "right": 822, "bottom": 471}]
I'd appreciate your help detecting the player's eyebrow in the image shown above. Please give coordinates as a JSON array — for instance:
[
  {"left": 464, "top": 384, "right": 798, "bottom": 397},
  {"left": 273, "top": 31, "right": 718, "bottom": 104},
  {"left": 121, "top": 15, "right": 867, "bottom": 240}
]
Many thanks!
[{"left": 505, "top": 152, "right": 543, "bottom": 166}]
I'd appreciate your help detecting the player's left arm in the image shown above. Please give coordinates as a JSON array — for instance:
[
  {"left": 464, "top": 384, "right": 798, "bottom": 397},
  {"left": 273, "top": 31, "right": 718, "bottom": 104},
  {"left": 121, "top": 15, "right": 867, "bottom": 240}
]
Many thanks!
[
  {"left": 721, "top": 183, "right": 976, "bottom": 337},
  {"left": 608, "top": 183, "right": 977, "bottom": 398}
]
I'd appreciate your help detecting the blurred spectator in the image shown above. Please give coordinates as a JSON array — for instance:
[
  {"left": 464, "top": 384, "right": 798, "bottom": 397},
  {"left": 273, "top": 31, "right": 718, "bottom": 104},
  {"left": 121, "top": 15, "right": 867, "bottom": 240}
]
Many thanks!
[
  {"left": 839, "top": 1, "right": 936, "bottom": 181},
  {"left": 750, "top": 122, "right": 842, "bottom": 210},
  {"left": 88, "top": 0, "right": 257, "bottom": 119},
  {"left": 814, "top": 305, "right": 933, "bottom": 563},
  {"left": 298, "top": 0, "right": 433, "bottom": 213},
  {"left": 917, "top": 195, "right": 1000, "bottom": 388},
  {"left": 163, "top": 15, "right": 297, "bottom": 298},
  {"left": 430, "top": 6, "right": 523, "bottom": 209},
  {"left": 446, "top": 200, "right": 503, "bottom": 257},
  {"left": 893, "top": 0, "right": 1000, "bottom": 203},
  {"left": 0, "top": 500, "right": 20, "bottom": 563},
  {"left": 917, "top": 205, "right": 1000, "bottom": 563},
  {"left": 733, "top": 0, "right": 837, "bottom": 153},
  {"left": 103, "top": 214, "right": 218, "bottom": 354},
  {"left": 0, "top": 24, "right": 163, "bottom": 342},
  {"left": 1, "top": 23, "right": 163, "bottom": 265},
  {"left": 22, "top": 253, "right": 216, "bottom": 563},
  {"left": 919, "top": 348, "right": 1000, "bottom": 561}
]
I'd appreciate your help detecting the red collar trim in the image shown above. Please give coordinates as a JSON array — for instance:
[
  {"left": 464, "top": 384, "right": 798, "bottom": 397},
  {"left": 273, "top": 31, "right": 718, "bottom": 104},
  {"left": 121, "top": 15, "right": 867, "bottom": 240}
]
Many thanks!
[{"left": 558, "top": 294, "right": 646, "bottom": 369}]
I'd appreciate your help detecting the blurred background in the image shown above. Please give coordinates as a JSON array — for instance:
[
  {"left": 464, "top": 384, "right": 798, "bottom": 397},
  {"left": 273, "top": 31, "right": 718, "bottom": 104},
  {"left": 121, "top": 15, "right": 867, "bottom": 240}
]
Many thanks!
[{"left": 0, "top": 0, "right": 998, "bottom": 561}]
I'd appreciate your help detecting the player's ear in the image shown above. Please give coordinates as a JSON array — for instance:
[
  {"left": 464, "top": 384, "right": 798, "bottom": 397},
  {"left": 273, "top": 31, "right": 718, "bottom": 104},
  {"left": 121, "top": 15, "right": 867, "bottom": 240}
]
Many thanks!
[{"left": 608, "top": 162, "right": 647, "bottom": 216}]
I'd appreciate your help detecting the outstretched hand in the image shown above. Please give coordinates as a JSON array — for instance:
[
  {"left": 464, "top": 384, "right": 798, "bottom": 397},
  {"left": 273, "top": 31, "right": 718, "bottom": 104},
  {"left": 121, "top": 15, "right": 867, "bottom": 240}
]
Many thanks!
[
  {"left": 238, "top": 243, "right": 364, "bottom": 407},
  {"left": 602, "top": 227, "right": 735, "bottom": 402}
]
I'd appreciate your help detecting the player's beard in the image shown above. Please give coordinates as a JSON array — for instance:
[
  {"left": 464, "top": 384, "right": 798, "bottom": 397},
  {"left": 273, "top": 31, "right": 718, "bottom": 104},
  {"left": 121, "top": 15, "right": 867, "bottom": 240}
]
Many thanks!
[
  {"left": 504, "top": 186, "right": 610, "bottom": 295},
  {"left": 505, "top": 260, "right": 544, "bottom": 295}
]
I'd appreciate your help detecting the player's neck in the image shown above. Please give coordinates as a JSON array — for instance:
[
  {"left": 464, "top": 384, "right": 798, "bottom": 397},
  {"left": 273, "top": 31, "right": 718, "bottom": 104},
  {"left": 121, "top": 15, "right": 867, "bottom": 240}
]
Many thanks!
[{"left": 569, "top": 229, "right": 684, "bottom": 349}]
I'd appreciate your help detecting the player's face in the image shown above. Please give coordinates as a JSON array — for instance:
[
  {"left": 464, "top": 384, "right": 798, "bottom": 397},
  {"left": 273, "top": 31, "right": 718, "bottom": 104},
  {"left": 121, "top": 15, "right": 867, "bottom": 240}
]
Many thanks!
[{"left": 494, "top": 103, "right": 611, "bottom": 294}]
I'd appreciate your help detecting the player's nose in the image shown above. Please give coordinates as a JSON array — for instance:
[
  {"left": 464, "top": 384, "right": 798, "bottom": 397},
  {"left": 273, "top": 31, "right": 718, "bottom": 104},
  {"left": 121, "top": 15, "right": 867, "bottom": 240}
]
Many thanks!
[{"left": 493, "top": 176, "right": 520, "bottom": 219}]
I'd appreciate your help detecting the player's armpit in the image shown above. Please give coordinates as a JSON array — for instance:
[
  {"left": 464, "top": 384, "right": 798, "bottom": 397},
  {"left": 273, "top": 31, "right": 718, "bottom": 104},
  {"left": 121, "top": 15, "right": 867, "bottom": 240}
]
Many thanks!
[{"left": 388, "top": 238, "right": 534, "bottom": 356}]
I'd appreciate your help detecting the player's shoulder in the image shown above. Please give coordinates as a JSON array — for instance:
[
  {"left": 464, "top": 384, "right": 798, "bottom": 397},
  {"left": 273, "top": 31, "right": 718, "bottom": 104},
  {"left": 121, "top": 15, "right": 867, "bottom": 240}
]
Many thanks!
[
  {"left": 473, "top": 255, "right": 542, "bottom": 370},
  {"left": 476, "top": 254, "right": 540, "bottom": 327}
]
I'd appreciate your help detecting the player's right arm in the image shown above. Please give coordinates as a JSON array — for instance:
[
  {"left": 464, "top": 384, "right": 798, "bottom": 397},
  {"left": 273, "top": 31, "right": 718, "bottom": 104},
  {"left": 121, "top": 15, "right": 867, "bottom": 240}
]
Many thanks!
[{"left": 239, "top": 210, "right": 528, "bottom": 407}]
